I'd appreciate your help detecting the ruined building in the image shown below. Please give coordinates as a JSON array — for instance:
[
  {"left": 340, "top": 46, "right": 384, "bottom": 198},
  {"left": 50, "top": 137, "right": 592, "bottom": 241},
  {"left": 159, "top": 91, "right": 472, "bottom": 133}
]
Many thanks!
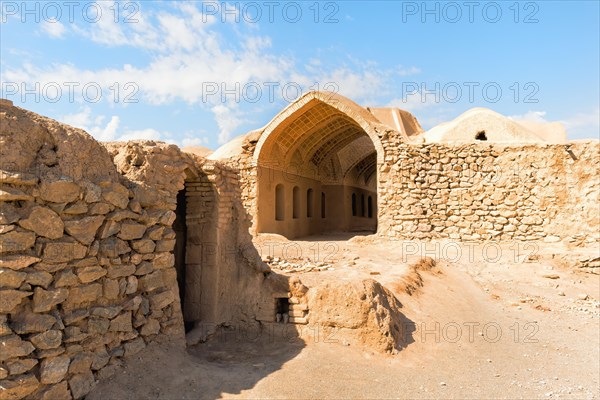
[{"left": 0, "top": 92, "right": 598, "bottom": 399}]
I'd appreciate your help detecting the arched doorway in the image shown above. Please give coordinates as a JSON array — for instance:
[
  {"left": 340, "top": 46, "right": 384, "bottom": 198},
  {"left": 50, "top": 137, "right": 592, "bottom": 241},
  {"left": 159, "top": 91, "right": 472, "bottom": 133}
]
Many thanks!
[{"left": 254, "top": 92, "right": 381, "bottom": 239}]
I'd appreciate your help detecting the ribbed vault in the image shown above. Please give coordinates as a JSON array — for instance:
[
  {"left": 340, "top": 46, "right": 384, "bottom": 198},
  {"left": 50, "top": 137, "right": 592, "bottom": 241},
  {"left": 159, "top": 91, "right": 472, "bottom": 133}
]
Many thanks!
[{"left": 255, "top": 94, "right": 381, "bottom": 188}]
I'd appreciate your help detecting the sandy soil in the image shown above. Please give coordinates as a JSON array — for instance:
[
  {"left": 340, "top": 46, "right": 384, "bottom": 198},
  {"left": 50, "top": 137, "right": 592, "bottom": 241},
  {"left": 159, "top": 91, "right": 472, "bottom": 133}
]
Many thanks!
[{"left": 88, "top": 235, "right": 599, "bottom": 399}]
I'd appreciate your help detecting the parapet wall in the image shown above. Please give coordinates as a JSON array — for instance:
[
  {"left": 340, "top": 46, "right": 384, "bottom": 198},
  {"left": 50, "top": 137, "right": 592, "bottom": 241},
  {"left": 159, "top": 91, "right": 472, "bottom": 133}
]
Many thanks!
[{"left": 378, "top": 141, "right": 600, "bottom": 241}]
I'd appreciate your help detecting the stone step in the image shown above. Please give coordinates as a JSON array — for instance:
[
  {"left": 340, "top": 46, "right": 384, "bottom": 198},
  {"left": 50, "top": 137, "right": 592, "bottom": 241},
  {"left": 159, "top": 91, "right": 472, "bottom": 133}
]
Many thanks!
[
  {"left": 289, "top": 309, "right": 306, "bottom": 318},
  {"left": 289, "top": 317, "right": 308, "bottom": 325},
  {"left": 289, "top": 303, "right": 308, "bottom": 311}
]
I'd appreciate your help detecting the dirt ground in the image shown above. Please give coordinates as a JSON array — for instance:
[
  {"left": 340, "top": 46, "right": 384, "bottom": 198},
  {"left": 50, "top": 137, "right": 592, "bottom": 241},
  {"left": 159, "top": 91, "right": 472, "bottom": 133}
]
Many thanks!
[{"left": 88, "top": 234, "right": 599, "bottom": 399}]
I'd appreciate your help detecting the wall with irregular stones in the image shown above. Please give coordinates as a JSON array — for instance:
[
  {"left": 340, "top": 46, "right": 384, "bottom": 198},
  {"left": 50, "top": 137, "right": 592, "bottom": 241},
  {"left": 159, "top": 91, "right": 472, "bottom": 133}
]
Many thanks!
[
  {"left": 0, "top": 102, "right": 195, "bottom": 400},
  {"left": 377, "top": 141, "right": 600, "bottom": 241},
  {"left": 213, "top": 151, "right": 301, "bottom": 327}
]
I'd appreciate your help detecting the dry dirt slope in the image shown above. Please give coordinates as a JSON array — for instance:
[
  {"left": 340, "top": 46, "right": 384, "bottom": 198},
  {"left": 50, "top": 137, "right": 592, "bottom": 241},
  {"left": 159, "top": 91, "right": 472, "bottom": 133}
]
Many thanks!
[{"left": 88, "top": 240, "right": 599, "bottom": 400}]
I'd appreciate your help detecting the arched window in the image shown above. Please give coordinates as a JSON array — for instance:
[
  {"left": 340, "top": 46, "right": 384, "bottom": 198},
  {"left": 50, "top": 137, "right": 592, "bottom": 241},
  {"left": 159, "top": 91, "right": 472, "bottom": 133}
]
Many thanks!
[
  {"left": 351, "top": 193, "right": 357, "bottom": 216},
  {"left": 361, "top": 194, "right": 366, "bottom": 217},
  {"left": 321, "top": 192, "right": 326, "bottom": 218},
  {"left": 307, "top": 189, "right": 314, "bottom": 218},
  {"left": 275, "top": 184, "right": 285, "bottom": 221},
  {"left": 368, "top": 196, "right": 373, "bottom": 218},
  {"left": 292, "top": 186, "right": 300, "bottom": 219}
]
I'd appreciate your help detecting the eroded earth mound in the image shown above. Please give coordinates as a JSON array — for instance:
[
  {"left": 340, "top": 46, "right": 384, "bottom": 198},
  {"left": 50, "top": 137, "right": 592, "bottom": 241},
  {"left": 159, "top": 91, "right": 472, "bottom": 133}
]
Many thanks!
[{"left": 307, "top": 279, "right": 408, "bottom": 353}]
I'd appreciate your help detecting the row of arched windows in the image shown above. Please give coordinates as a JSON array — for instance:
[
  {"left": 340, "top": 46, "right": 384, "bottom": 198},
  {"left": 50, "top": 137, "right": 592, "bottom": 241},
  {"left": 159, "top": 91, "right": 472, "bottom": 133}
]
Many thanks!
[
  {"left": 275, "top": 185, "right": 325, "bottom": 221},
  {"left": 351, "top": 193, "right": 374, "bottom": 218}
]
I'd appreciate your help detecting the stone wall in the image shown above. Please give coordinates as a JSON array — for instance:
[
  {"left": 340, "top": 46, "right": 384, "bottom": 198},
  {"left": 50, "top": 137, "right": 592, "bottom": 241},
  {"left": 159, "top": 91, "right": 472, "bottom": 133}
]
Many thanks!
[
  {"left": 377, "top": 141, "right": 600, "bottom": 241},
  {"left": 0, "top": 102, "right": 195, "bottom": 399},
  {"left": 237, "top": 129, "right": 598, "bottom": 243},
  {"left": 106, "top": 140, "right": 292, "bottom": 340}
]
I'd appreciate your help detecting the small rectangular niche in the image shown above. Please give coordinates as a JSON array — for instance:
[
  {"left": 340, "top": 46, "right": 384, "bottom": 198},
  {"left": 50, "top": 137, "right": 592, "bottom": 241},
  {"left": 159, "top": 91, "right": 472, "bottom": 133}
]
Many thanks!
[{"left": 275, "top": 296, "right": 291, "bottom": 323}]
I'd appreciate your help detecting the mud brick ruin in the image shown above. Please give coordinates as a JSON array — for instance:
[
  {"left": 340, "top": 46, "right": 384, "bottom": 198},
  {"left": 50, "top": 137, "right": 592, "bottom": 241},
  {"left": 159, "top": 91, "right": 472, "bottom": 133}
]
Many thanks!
[{"left": 0, "top": 92, "right": 598, "bottom": 399}]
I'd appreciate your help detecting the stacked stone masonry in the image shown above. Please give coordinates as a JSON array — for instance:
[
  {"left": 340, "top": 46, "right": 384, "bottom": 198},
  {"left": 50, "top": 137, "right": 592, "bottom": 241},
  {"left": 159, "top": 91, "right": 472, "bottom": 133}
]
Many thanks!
[
  {"left": 0, "top": 102, "right": 194, "bottom": 399},
  {"left": 238, "top": 137, "right": 599, "bottom": 242},
  {"left": 0, "top": 177, "right": 186, "bottom": 399},
  {"left": 378, "top": 142, "right": 599, "bottom": 241}
]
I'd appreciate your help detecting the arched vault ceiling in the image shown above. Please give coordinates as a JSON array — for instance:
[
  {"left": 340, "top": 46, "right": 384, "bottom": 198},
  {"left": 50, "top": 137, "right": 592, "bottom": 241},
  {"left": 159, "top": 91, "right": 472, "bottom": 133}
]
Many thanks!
[
  {"left": 257, "top": 94, "right": 382, "bottom": 187},
  {"left": 321, "top": 143, "right": 377, "bottom": 187},
  {"left": 255, "top": 91, "right": 394, "bottom": 169},
  {"left": 261, "top": 102, "right": 369, "bottom": 166},
  {"left": 264, "top": 102, "right": 344, "bottom": 157},
  {"left": 362, "top": 160, "right": 377, "bottom": 185},
  {"left": 337, "top": 136, "right": 376, "bottom": 176},
  {"left": 307, "top": 124, "right": 365, "bottom": 166},
  {"left": 353, "top": 153, "right": 378, "bottom": 186}
]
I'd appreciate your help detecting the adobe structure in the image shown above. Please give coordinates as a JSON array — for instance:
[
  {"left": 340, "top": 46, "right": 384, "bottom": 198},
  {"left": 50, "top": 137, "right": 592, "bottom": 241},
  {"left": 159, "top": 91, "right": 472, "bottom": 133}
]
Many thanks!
[{"left": 0, "top": 92, "right": 598, "bottom": 399}]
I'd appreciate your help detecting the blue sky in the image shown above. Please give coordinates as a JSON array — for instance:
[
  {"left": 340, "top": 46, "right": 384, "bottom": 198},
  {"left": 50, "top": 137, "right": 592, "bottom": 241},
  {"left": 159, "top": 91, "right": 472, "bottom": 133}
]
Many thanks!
[{"left": 1, "top": 1, "right": 598, "bottom": 149}]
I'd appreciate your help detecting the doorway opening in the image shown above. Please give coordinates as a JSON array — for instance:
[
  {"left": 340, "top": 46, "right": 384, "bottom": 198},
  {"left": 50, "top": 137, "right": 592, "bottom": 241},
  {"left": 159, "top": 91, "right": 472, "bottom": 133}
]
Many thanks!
[
  {"left": 173, "top": 187, "right": 192, "bottom": 332},
  {"left": 275, "top": 297, "right": 290, "bottom": 322}
]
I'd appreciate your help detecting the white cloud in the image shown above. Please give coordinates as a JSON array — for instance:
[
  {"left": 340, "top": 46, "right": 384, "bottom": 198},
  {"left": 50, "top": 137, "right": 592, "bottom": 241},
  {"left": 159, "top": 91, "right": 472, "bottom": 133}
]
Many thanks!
[
  {"left": 306, "top": 61, "right": 420, "bottom": 104},
  {"left": 509, "top": 108, "right": 599, "bottom": 139},
  {"left": 61, "top": 107, "right": 169, "bottom": 143},
  {"left": 211, "top": 104, "right": 247, "bottom": 144},
  {"left": 508, "top": 110, "right": 548, "bottom": 123},
  {"left": 385, "top": 93, "right": 458, "bottom": 131},
  {"left": 7, "top": 3, "right": 421, "bottom": 144},
  {"left": 561, "top": 107, "right": 600, "bottom": 139},
  {"left": 561, "top": 107, "right": 599, "bottom": 131},
  {"left": 61, "top": 106, "right": 95, "bottom": 128},
  {"left": 102, "top": 117, "right": 121, "bottom": 140},
  {"left": 71, "top": 2, "right": 217, "bottom": 52},
  {"left": 397, "top": 66, "right": 421, "bottom": 76},
  {"left": 62, "top": 107, "right": 119, "bottom": 141},
  {"left": 41, "top": 21, "right": 66, "bottom": 38},
  {"left": 117, "top": 128, "right": 164, "bottom": 142},
  {"left": 181, "top": 135, "right": 210, "bottom": 147},
  {"left": 320, "top": 67, "right": 385, "bottom": 101},
  {"left": 386, "top": 92, "right": 439, "bottom": 112}
]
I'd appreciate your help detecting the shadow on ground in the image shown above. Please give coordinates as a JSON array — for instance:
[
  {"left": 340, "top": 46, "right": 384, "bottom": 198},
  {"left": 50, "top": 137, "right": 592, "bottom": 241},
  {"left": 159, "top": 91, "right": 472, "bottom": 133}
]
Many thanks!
[
  {"left": 87, "top": 311, "right": 417, "bottom": 400},
  {"left": 189, "top": 330, "right": 306, "bottom": 396},
  {"left": 86, "top": 326, "right": 306, "bottom": 400}
]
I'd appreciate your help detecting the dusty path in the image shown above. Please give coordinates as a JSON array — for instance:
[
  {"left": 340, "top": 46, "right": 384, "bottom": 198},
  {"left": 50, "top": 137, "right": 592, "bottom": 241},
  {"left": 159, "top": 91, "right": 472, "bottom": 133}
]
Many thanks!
[{"left": 88, "top": 237, "right": 599, "bottom": 399}]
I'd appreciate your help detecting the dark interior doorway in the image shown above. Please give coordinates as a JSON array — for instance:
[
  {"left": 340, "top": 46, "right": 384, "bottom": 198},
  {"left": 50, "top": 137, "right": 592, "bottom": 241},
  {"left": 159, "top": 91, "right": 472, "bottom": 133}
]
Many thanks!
[
  {"left": 275, "top": 297, "right": 290, "bottom": 322},
  {"left": 174, "top": 188, "right": 192, "bottom": 332}
]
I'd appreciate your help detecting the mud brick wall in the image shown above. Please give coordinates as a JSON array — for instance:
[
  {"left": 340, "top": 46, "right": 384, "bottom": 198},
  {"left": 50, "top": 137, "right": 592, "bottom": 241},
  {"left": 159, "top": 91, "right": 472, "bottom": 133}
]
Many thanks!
[{"left": 181, "top": 178, "right": 216, "bottom": 325}]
